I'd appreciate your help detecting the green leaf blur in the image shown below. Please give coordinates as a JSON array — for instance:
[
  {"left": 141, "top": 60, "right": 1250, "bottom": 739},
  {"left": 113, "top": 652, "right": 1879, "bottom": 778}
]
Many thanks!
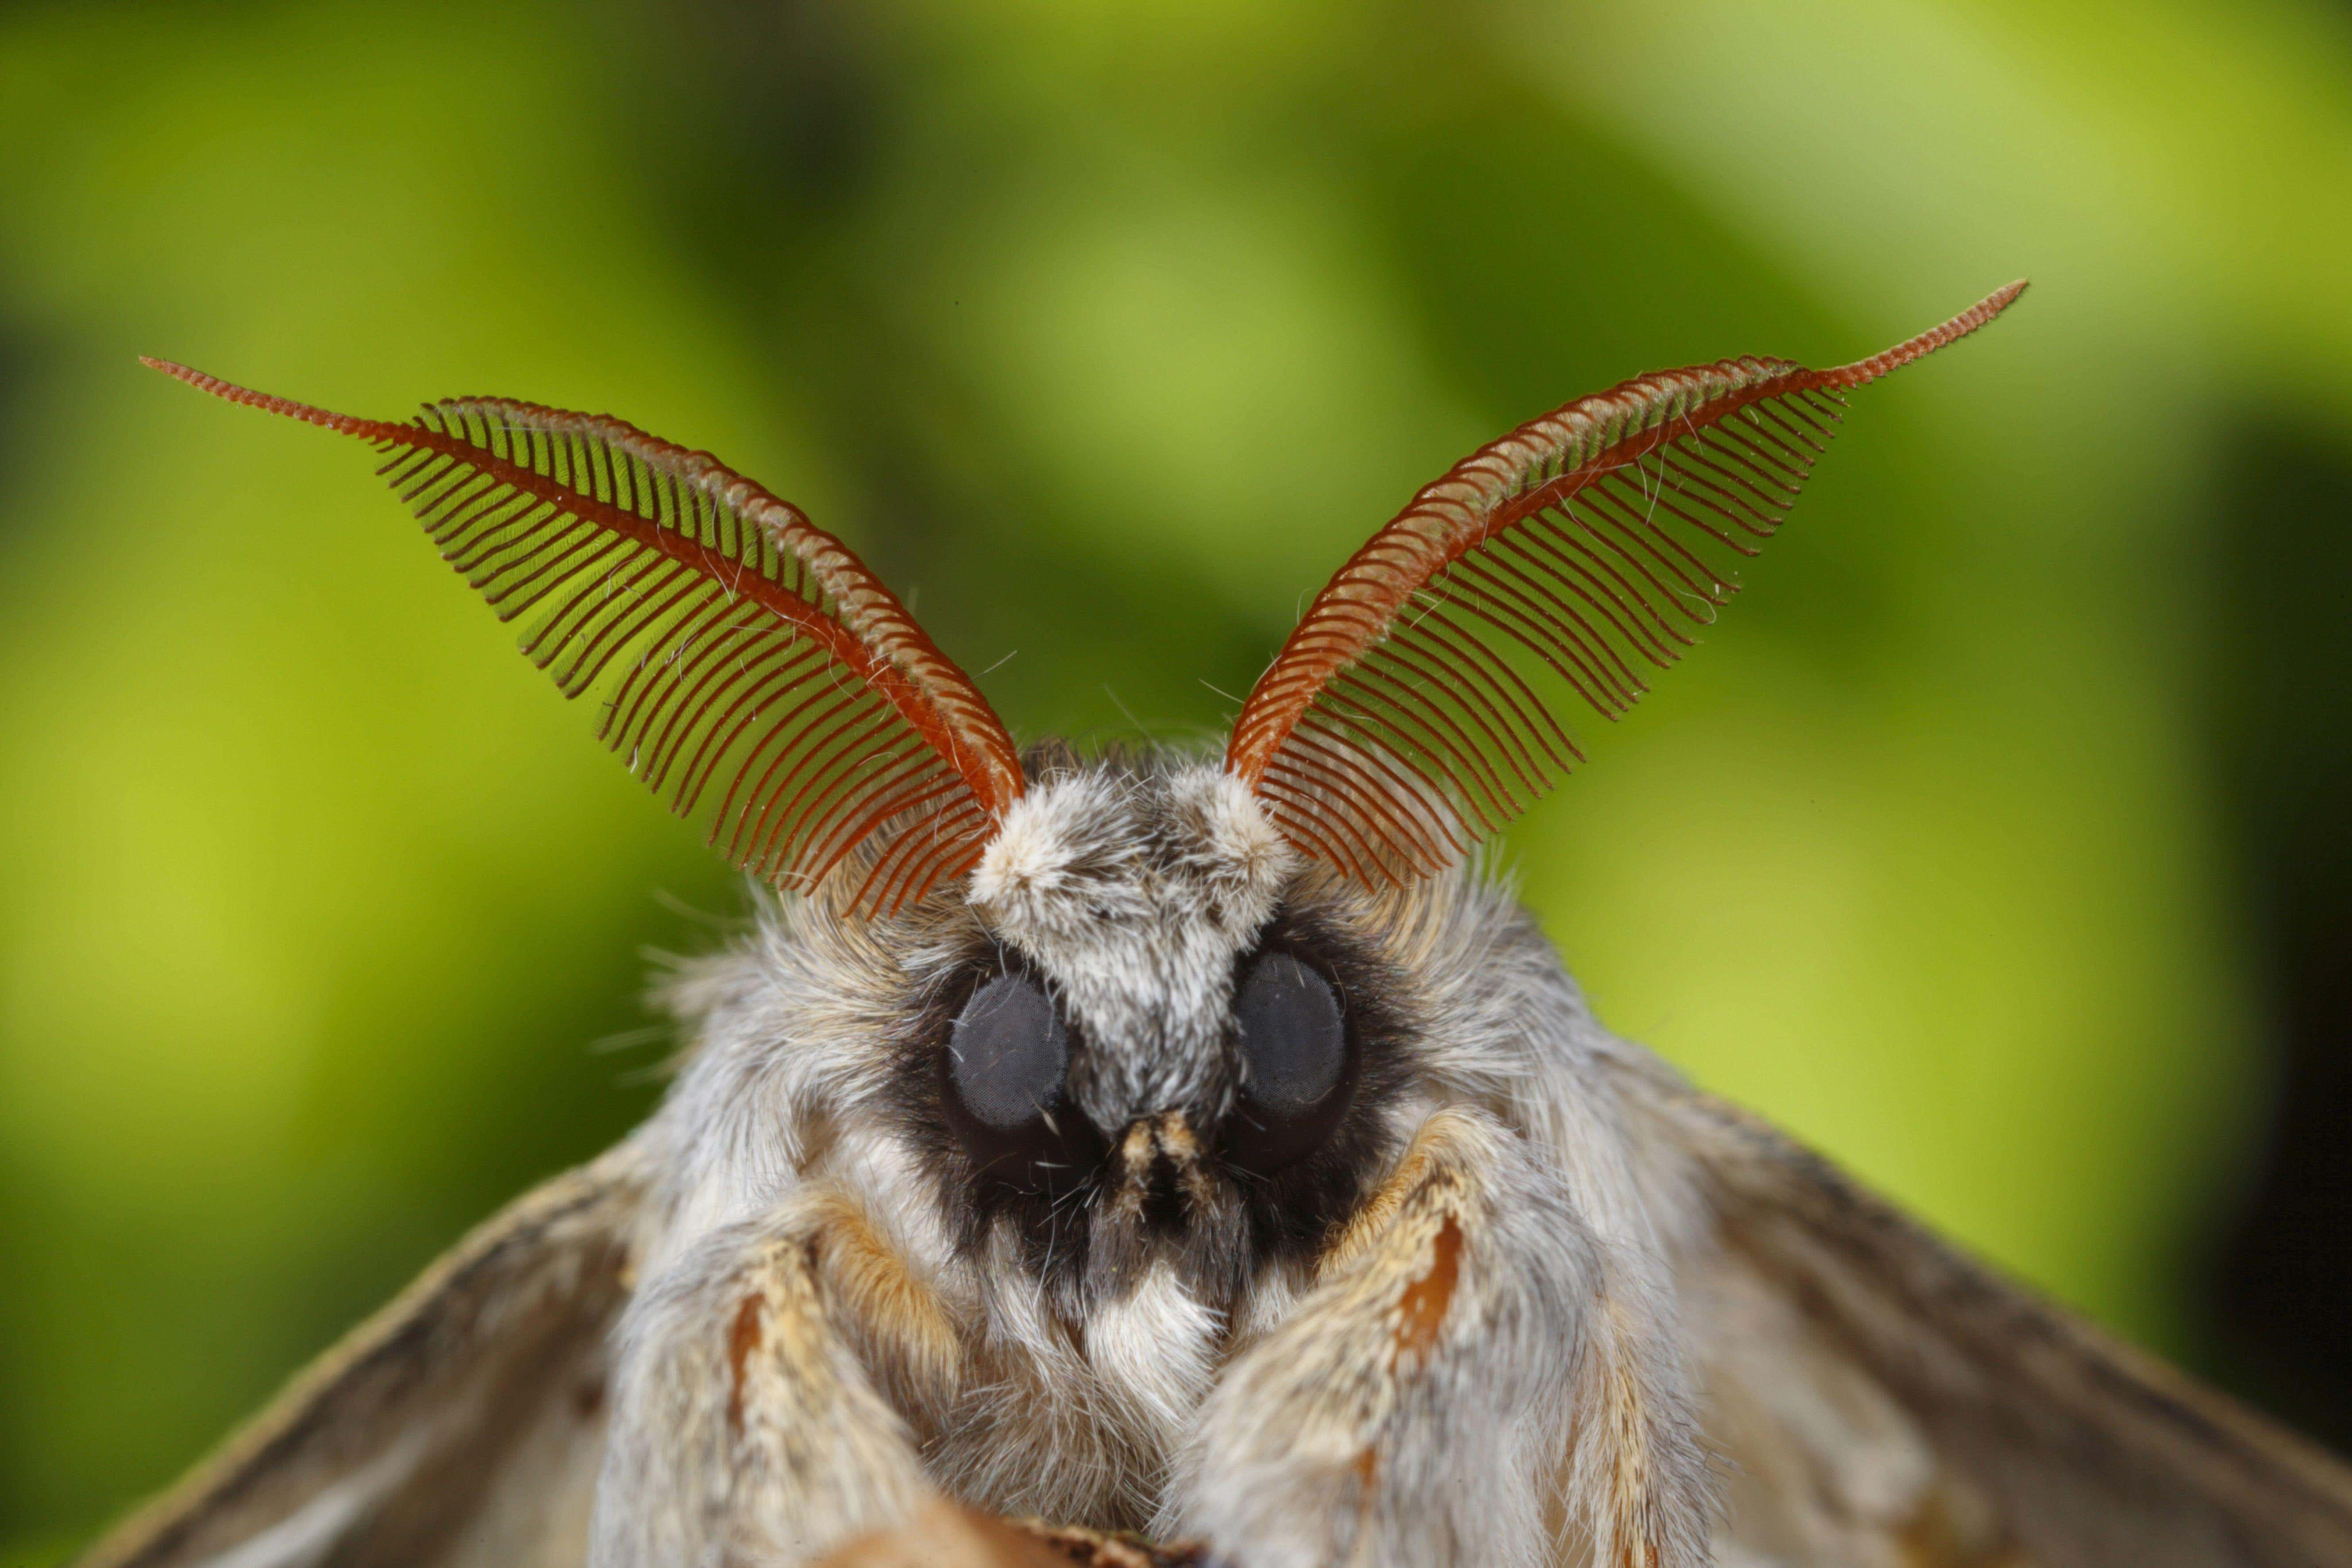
[{"left": 3, "top": 0, "right": 2348, "bottom": 1553}]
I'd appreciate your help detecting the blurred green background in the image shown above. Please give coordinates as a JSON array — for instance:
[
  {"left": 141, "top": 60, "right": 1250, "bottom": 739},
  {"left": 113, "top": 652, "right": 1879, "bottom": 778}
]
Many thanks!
[{"left": 4, "top": 0, "right": 2352, "bottom": 1556}]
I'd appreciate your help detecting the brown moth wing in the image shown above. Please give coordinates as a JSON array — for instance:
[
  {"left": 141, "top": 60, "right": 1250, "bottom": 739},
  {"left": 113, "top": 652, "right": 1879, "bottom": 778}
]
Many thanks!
[
  {"left": 1628, "top": 1067, "right": 2352, "bottom": 1567},
  {"left": 74, "top": 1141, "right": 651, "bottom": 1568}
]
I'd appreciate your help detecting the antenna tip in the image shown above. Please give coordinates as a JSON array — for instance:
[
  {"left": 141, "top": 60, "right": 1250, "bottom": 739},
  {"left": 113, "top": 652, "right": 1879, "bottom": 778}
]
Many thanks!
[
  {"left": 142, "top": 357, "right": 240, "bottom": 397},
  {"left": 1823, "top": 278, "right": 2030, "bottom": 389},
  {"left": 137, "top": 359, "right": 378, "bottom": 435}
]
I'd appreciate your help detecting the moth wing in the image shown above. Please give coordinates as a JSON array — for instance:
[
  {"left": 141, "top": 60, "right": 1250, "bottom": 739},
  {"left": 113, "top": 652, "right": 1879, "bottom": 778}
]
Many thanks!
[
  {"left": 1643, "top": 1076, "right": 2352, "bottom": 1567},
  {"left": 76, "top": 1142, "right": 651, "bottom": 1568}
]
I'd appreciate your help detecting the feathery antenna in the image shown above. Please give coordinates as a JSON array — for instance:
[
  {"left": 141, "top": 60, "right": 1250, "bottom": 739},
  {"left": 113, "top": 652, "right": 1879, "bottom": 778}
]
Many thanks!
[
  {"left": 145, "top": 359, "right": 1025, "bottom": 914},
  {"left": 1224, "top": 282, "right": 2028, "bottom": 884}
]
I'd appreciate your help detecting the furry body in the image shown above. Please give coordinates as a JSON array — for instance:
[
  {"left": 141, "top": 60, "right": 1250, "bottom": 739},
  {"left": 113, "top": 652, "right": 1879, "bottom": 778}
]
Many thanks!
[
  {"left": 79, "top": 746, "right": 2352, "bottom": 1568},
  {"left": 591, "top": 750, "right": 1712, "bottom": 1567}
]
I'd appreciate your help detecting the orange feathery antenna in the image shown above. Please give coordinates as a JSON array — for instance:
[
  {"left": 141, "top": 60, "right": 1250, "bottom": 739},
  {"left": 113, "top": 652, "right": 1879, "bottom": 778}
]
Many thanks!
[
  {"left": 144, "top": 358, "right": 1024, "bottom": 915},
  {"left": 1224, "top": 282, "right": 2027, "bottom": 885}
]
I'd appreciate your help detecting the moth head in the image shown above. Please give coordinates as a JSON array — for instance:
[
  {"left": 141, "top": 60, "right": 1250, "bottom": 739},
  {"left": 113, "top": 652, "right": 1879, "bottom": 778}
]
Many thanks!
[
  {"left": 146, "top": 283, "right": 2025, "bottom": 1303},
  {"left": 874, "top": 748, "right": 1448, "bottom": 1309}
]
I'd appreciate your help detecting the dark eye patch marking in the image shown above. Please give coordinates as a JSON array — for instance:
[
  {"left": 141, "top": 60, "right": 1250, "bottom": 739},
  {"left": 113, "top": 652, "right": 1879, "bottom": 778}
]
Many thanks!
[{"left": 889, "top": 892, "right": 1417, "bottom": 1307}]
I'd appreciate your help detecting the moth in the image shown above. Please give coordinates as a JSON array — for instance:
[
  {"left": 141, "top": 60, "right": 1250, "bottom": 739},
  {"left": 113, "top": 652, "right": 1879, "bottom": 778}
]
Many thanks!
[{"left": 82, "top": 281, "right": 2352, "bottom": 1568}]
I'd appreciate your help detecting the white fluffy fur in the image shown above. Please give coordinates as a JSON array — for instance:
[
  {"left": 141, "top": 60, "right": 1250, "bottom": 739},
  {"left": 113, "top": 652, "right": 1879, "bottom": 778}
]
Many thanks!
[{"left": 590, "top": 756, "right": 1715, "bottom": 1567}]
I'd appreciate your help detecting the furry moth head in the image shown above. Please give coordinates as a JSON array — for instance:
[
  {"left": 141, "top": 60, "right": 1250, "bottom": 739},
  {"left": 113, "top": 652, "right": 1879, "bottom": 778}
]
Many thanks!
[{"left": 136, "top": 286, "right": 2027, "bottom": 1319}]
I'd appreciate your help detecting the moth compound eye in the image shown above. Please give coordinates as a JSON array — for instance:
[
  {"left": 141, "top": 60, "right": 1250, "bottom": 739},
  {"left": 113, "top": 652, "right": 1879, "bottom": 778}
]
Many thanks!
[
  {"left": 941, "top": 970, "right": 1102, "bottom": 1193},
  {"left": 949, "top": 972, "right": 1067, "bottom": 1128},
  {"left": 1222, "top": 950, "right": 1354, "bottom": 1175}
]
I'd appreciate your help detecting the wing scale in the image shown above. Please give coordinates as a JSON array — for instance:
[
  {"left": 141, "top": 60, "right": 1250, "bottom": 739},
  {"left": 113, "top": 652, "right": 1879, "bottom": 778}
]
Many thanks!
[
  {"left": 1650, "top": 1076, "right": 2352, "bottom": 1566},
  {"left": 77, "top": 1148, "right": 650, "bottom": 1568}
]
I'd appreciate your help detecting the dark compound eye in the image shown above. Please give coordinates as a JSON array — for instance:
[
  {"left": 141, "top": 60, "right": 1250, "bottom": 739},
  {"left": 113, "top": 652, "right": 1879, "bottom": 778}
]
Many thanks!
[
  {"left": 949, "top": 971, "right": 1067, "bottom": 1127},
  {"left": 1223, "top": 950, "right": 1354, "bottom": 1175},
  {"left": 941, "top": 970, "right": 1101, "bottom": 1193}
]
